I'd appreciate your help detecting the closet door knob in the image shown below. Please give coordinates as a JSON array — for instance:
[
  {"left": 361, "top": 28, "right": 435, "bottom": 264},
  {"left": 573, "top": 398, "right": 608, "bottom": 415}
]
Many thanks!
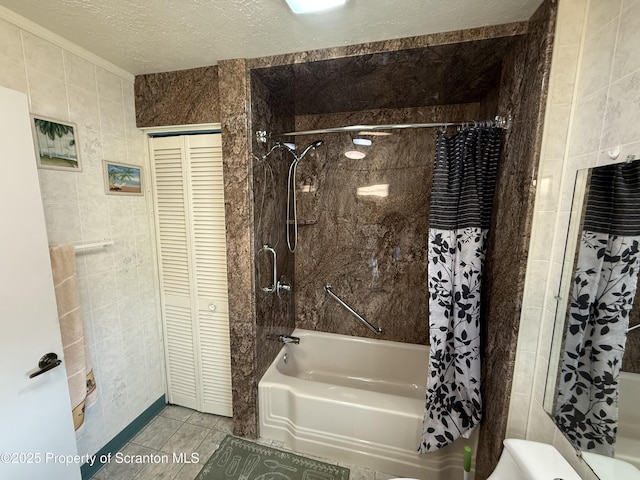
[{"left": 208, "top": 304, "right": 216, "bottom": 312}]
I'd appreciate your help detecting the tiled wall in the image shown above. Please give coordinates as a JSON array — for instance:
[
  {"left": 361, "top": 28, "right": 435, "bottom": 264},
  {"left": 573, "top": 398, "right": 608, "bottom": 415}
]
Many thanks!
[
  {"left": 0, "top": 11, "right": 165, "bottom": 458},
  {"left": 509, "top": 0, "right": 640, "bottom": 477}
]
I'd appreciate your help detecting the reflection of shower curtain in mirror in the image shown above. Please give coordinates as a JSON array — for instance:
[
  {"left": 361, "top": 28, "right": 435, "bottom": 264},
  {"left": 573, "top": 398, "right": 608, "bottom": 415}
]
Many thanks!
[
  {"left": 555, "top": 161, "right": 640, "bottom": 456},
  {"left": 419, "top": 127, "right": 501, "bottom": 453}
]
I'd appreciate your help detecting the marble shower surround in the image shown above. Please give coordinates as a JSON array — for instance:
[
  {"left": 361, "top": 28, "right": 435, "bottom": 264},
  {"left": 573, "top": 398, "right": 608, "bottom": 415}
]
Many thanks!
[
  {"left": 252, "top": 38, "right": 516, "bottom": 116},
  {"left": 291, "top": 104, "right": 480, "bottom": 343},
  {"left": 251, "top": 73, "right": 297, "bottom": 383},
  {"left": 135, "top": 65, "right": 219, "bottom": 127},
  {"left": 134, "top": 23, "right": 530, "bottom": 127},
  {"left": 475, "top": 0, "right": 556, "bottom": 478},
  {"left": 246, "top": 22, "right": 529, "bottom": 71},
  {"left": 218, "top": 58, "right": 258, "bottom": 439}
]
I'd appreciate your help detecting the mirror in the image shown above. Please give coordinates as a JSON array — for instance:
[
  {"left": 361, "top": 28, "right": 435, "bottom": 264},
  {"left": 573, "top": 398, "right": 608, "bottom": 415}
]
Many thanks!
[{"left": 544, "top": 158, "right": 640, "bottom": 478}]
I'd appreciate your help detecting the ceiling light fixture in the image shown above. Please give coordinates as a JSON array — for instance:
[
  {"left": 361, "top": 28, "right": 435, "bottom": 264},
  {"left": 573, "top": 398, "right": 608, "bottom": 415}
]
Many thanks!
[
  {"left": 285, "top": 0, "right": 347, "bottom": 14},
  {"left": 345, "top": 150, "right": 366, "bottom": 159},
  {"left": 357, "top": 184, "right": 389, "bottom": 197},
  {"left": 356, "top": 131, "right": 392, "bottom": 137}
]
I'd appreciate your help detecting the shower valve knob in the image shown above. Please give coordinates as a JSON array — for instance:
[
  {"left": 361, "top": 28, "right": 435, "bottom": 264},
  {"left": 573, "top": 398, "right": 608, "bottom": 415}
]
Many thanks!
[{"left": 276, "top": 281, "right": 291, "bottom": 297}]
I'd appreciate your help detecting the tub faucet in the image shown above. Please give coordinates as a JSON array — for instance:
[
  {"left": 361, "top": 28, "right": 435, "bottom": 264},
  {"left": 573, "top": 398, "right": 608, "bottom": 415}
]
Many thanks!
[{"left": 278, "top": 335, "right": 300, "bottom": 345}]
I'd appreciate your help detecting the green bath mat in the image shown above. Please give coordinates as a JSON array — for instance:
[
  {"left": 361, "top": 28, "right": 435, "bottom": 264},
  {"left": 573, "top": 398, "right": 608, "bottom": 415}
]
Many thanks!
[{"left": 197, "top": 435, "right": 350, "bottom": 480}]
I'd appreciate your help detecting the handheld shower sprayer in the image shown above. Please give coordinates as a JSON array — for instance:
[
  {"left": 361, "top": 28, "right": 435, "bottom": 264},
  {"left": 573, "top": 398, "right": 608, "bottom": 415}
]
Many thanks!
[
  {"left": 273, "top": 140, "right": 324, "bottom": 162},
  {"left": 286, "top": 139, "right": 324, "bottom": 252},
  {"left": 298, "top": 140, "right": 324, "bottom": 159},
  {"left": 282, "top": 142, "right": 297, "bottom": 152}
]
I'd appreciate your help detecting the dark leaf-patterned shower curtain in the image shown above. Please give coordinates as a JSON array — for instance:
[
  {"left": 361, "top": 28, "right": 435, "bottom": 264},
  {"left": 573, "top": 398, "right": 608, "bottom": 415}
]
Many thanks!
[
  {"left": 419, "top": 127, "right": 502, "bottom": 453},
  {"left": 554, "top": 161, "right": 640, "bottom": 456}
]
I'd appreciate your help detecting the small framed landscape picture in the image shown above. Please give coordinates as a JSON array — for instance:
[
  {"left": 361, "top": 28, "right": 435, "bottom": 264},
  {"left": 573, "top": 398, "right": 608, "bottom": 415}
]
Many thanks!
[
  {"left": 31, "top": 115, "right": 81, "bottom": 171},
  {"left": 103, "top": 160, "right": 143, "bottom": 196}
]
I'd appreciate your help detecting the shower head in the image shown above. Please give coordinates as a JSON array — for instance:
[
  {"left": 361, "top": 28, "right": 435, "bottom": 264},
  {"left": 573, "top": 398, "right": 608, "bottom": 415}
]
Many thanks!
[
  {"left": 280, "top": 142, "right": 296, "bottom": 152},
  {"left": 272, "top": 142, "right": 297, "bottom": 154},
  {"left": 298, "top": 140, "right": 324, "bottom": 159}
]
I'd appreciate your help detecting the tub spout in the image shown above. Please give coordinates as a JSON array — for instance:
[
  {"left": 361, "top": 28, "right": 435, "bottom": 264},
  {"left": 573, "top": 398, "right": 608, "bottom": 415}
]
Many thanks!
[{"left": 278, "top": 335, "right": 300, "bottom": 344}]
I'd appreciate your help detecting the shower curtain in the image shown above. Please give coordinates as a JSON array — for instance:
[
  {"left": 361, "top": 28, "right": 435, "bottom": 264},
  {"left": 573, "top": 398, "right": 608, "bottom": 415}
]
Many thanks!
[
  {"left": 419, "top": 126, "right": 502, "bottom": 453},
  {"left": 554, "top": 161, "right": 640, "bottom": 456}
]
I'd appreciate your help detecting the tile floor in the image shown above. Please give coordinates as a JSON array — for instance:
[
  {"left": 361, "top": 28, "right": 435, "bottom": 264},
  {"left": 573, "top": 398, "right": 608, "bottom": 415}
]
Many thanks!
[{"left": 91, "top": 405, "right": 401, "bottom": 480}]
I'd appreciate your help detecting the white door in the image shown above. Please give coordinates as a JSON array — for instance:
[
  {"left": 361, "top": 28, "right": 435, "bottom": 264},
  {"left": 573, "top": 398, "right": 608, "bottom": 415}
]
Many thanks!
[
  {"left": 149, "top": 133, "right": 233, "bottom": 416},
  {"left": 0, "top": 86, "right": 81, "bottom": 479}
]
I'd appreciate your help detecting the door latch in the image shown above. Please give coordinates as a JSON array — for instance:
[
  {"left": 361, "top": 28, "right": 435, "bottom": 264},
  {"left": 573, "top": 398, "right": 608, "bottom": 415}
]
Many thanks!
[{"left": 29, "top": 352, "right": 62, "bottom": 379}]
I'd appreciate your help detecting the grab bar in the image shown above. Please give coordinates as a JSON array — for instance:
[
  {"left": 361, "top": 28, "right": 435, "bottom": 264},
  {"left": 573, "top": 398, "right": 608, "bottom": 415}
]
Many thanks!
[
  {"left": 259, "top": 245, "right": 278, "bottom": 293},
  {"left": 324, "top": 284, "right": 383, "bottom": 335},
  {"left": 258, "top": 244, "right": 291, "bottom": 296}
]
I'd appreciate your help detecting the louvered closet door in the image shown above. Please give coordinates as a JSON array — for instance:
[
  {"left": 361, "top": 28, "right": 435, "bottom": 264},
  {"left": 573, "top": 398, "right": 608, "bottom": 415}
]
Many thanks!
[
  {"left": 150, "top": 136, "right": 197, "bottom": 410},
  {"left": 150, "top": 133, "right": 232, "bottom": 417},
  {"left": 187, "top": 134, "right": 232, "bottom": 416}
]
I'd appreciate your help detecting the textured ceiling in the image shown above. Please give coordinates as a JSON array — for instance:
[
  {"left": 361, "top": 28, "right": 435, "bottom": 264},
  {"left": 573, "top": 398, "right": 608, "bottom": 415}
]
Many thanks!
[{"left": 0, "top": 0, "right": 542, "bottom": 75}]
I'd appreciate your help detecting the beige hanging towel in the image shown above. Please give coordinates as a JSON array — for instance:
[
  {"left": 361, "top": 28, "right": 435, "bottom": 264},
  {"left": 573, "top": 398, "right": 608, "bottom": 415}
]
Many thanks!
[{"left": 49, "top": 244, "right": 97, "bottom": 432}]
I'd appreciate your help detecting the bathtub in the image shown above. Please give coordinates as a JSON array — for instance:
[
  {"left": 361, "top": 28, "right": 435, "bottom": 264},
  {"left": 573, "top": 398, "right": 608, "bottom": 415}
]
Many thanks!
[
  {"left": 258, "top": 329, "right": 478, "bottom": 479},
  {"left": 617, "top": 371, "right": 640, "bottom": 470},
  {"left": 581, "top": 372, "right": 640, "bottom": 478}
]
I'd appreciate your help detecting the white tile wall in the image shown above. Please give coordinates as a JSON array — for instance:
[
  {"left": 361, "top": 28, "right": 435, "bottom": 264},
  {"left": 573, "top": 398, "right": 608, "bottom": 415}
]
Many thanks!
[
  {"left": 510, "top": 0, "right": 640, "bottom": 477},
  {"left": 0, "top": 13, "right": 165, "bottom": 458},
  {"left": 612, "top": 1, "right": 640, "bottom": 79}
]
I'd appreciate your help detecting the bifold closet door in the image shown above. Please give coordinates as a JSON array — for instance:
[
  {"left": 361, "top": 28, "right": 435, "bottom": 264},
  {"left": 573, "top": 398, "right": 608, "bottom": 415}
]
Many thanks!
[{"left": 149, "top": 133, "right": 232, "bottom": 417}]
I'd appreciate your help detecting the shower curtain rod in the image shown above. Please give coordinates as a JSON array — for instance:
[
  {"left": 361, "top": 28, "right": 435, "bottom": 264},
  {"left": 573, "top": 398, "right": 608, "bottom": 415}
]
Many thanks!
[{"left": 257, "top": 115, "right": 510, "bottom": 141}]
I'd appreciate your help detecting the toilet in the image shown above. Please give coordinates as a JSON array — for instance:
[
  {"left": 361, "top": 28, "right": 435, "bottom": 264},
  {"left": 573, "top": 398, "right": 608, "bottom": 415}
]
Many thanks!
[
  {"left": 389, "top": 438, "right": 581, "bottom": 480},
  {"left": 488, "top": 439, "right": 581, "bottom": 479}
]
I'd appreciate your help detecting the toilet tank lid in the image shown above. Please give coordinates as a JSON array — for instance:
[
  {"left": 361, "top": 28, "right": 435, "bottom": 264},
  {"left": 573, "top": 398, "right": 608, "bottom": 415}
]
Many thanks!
[{"left": 503, "top": 439, "right": 582, "bottom": 480}]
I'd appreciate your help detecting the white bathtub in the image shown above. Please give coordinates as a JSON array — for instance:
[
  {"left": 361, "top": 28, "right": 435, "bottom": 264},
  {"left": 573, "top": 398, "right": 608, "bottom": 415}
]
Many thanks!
[
  {"left": 258, "top": 329, "right": 478, "bottom": 479},
  {"left": 581, "top": 372, "right": 640, "bottom": 479},
  {"left": 617, "top": 371, "right": 640, "bottom": 470}
]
